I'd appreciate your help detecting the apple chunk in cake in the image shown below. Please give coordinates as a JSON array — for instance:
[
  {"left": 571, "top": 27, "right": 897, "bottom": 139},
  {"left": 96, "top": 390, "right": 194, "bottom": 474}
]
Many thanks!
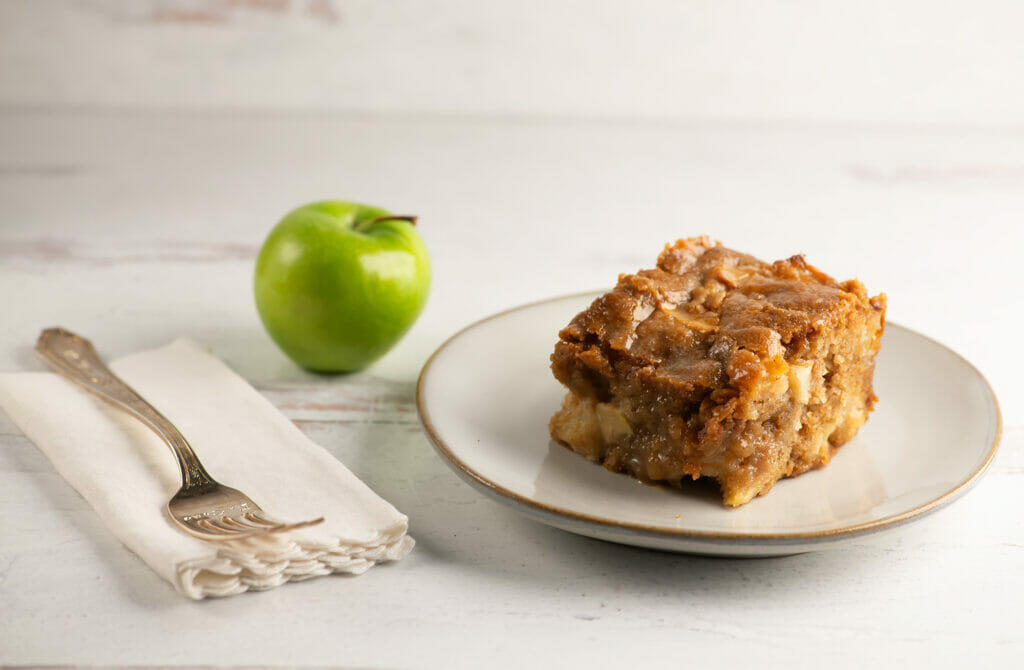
[{"left": 549, "top": 237, "right": 886, "bottom": 506}]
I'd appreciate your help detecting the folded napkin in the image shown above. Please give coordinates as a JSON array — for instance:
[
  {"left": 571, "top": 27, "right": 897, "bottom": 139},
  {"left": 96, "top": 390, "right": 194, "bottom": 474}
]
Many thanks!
[{"left": 0, "top": 338, "right": 413, "bottom": 599}]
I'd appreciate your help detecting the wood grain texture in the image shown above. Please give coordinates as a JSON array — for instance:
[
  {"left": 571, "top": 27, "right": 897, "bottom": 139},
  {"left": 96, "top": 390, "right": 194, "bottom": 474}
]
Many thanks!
[
  {"left": 2, "top": 0, "right": 1024, "bottom": 125},
  {"left": 0, "top": 109, "right": 1021, "bottom": 668},
  {"left": 2, "top": 0, "right": 1024, "bottom": 650}
]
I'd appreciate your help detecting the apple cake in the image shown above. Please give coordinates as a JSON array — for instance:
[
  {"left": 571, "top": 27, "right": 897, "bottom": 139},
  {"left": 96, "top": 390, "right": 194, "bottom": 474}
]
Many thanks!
[{"left": 549, "top": 236, "right": 886, "bottom": 506}]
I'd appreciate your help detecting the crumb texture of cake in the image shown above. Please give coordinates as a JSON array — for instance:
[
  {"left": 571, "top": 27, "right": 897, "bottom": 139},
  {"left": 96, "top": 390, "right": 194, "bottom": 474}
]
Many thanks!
[{"left": 549, "top": 236, "right": 887, "bottom": 506}]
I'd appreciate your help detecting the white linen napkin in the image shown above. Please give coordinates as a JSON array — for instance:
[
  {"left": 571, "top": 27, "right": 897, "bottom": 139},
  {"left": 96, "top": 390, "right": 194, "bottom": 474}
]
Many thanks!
[{"left": 0, "top": 338, "right": 413, "bottom": 599}]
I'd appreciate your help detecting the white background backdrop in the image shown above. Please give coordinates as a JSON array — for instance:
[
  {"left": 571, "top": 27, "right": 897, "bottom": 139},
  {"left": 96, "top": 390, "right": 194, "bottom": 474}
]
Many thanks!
[{"left": 4, "top": 0, "right": 1024, "bottom": 126}]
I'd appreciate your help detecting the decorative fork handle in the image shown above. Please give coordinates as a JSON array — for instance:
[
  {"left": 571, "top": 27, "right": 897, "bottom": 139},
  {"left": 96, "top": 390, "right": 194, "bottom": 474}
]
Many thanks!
[{"left": 35, "top": 328, "right": 215, "bottom": 491}]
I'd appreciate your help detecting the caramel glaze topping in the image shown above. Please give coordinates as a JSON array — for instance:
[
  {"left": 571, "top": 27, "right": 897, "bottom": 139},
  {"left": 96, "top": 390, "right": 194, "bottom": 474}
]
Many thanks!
[{"left": 550, "top": 236, "right": 887, "bottom": 505}]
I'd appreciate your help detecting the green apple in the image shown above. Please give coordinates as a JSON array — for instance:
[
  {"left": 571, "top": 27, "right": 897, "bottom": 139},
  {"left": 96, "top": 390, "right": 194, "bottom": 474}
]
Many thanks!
[{"left": 254, "top": 200, "right": 431, "bottom": 372}]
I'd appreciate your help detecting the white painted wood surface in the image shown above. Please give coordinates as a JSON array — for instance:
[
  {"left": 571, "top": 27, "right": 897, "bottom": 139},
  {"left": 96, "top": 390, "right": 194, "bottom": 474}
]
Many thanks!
[
  {"left": 3, "top": 0, "right": 1024, "bottom": 125},
  {"left": 1, "top": 2, "right": 1022, "bottom": 667}
]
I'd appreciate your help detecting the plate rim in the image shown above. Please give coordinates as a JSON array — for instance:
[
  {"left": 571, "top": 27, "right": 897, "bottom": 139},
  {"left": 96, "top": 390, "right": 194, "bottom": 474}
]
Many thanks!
[{"left": 416, "top": 291, "right": 1004, "bottom": 547}]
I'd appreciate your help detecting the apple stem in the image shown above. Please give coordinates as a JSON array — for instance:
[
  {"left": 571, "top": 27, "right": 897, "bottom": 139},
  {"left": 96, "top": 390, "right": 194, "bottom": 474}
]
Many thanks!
[{"left": 357, "top": 215, "right": 418, "bottom": 232}]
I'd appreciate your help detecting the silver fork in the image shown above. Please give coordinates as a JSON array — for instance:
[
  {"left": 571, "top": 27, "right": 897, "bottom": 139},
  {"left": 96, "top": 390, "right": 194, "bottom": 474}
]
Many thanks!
[{"left": 35, "top": 327, "right": 324, "bottom": 541}]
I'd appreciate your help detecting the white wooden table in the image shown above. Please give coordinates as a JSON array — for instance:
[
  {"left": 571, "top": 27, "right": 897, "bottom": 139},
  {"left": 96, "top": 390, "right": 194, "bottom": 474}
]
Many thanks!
[{"left": 2, "top": 2, "right": 1023, "bottom": 667}]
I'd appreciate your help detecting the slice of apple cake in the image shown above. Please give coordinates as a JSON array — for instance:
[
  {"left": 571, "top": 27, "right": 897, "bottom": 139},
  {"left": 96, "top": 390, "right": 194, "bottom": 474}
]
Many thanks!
[{"left": 549, "top": 236, "right": 886, "bottom": 506}]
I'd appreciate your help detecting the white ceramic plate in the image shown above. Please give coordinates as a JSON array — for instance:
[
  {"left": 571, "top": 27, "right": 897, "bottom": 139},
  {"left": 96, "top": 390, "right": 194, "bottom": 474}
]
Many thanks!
[{"left": 417, "top": 292, "right": 1002, "bottom": 556}]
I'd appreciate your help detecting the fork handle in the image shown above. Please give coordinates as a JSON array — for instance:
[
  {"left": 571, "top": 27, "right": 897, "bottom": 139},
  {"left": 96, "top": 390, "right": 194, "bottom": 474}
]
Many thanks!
[{"left": 35, "top": 328, "right": 215, "bottom": 491}]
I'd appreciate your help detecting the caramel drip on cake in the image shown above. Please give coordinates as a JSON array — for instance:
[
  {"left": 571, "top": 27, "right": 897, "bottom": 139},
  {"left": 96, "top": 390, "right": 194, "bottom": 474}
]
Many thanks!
[{"left": 549, "top": 236, "right": 886, "bottom": 507}]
